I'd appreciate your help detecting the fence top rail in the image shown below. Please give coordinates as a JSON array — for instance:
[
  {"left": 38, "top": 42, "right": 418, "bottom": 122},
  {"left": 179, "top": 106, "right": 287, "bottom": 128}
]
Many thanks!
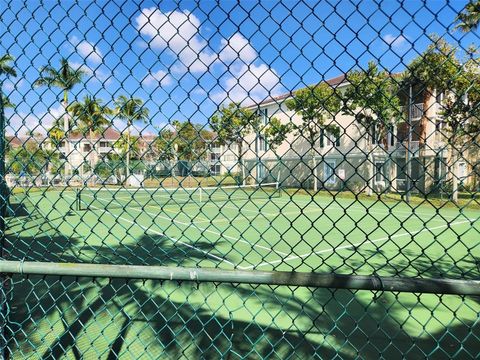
[{"left": 1, "top": 261, "right": 479, "bottom": 296}]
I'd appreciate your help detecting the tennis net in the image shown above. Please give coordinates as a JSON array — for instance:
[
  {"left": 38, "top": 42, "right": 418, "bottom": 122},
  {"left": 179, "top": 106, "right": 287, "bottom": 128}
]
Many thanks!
[{"left": 77, "top": 182, "right": 281, "bottom": 210}]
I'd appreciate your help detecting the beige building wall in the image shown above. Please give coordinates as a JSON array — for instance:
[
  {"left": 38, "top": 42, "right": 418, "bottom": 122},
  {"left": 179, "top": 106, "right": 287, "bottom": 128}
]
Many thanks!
[{"left": 240, "top": 81, "right": 475, "bottom": 193}]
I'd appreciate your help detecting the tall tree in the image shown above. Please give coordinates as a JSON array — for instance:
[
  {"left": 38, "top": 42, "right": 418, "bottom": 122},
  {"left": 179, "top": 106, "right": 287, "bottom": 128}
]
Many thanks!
[
  {"left": 343, "top": 61, "right": 402, "bottom": 195},
  {"left": 210, "top": 103, "right": 260, "bottom": 184},
  {"left": 439, "top": 52, "right": 480, "bottom": 202},
  {"left": 172, "top": 120, "right": 214, "bottom": 161},
  {"left": 285, "top": 83, "right": 341, "bottom": 191},
  {"left": 153, "top": 127, "right": 176, "bottom": 161},
  {"left": 114, "top": 95, "right": 149, "bottom": 183},
  {"left": 68, "top": 96, "right": 112, "bottom": 175},
  {"left": 34, "top": 58, "right": 85, "bottom": 175},
  {"left": 406, "top": 38, "right": 460, "bottom": 147},
  {"left": 261, "top": 117, "right": 292, "bottom": 150},
  {"left": 455, "top": 0, "right": 480, "bottom": 32}
]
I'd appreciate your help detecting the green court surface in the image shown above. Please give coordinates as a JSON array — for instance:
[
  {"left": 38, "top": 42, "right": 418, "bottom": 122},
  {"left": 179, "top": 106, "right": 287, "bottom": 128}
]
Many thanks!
[{"left": 5, "top": 187, "right": 480, "bottom": 358}]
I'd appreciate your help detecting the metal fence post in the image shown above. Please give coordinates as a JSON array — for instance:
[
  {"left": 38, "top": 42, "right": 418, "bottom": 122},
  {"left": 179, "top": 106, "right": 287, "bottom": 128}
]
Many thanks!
[{"left": 0, "top": 86, "right": 8, "bottom": 359}]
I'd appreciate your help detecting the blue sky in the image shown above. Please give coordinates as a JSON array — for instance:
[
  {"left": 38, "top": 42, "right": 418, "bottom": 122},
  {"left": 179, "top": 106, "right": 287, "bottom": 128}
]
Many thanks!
[{"left": 0, "top": 0, "right": 478, "bottom": 136}]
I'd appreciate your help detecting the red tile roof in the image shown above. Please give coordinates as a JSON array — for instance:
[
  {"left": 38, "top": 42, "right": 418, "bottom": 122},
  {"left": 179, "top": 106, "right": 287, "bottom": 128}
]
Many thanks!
[
  {"left": 6, "top": 136, "right": 24, "bottom": 147},
  {"left": 68, "top": 127, "right": 121, "bottom": 141}
]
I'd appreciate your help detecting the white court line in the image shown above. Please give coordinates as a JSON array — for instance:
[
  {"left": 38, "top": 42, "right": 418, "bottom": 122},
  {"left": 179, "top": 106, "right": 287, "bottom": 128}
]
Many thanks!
[
  {"left": 239, "top": 218, "right": 476, "bottom": 270},
  {"left": 79, "top": 193, "right": 290, "bottom": 257},
  {"left": 65, "top": 195, "right": 236, "bottom": 267}
]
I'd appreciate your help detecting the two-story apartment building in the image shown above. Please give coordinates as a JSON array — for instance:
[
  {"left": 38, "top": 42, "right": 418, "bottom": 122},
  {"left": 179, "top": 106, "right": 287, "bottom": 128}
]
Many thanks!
[{"left": 242, "top": 74, "right": 473, "bottom": 194}]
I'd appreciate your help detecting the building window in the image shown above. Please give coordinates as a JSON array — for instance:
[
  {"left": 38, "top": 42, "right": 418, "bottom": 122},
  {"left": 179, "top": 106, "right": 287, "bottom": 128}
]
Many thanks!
[
  {"left": 210, "top": 152, "right": 220, "bottom": 161},
  {"left": 99, "top": 141, "right": 108, "bottom": 148},
  {"left": 375, "top": 162, "right": 386, "bottom": 183},
  {"left": 320, "top": 130, "right": 340, "bottom": 148},
  {"left": 83, "top": 144, "right": 91, "bottom": 152},
  {"left": 458, "top": 162, "right": 467, "bottom": 182},
  {"left": 324, "top": 161, "right": 336, "bottom": 184},
  {"left": 210, "top": 164, "right": 221, "bottom": 175}
]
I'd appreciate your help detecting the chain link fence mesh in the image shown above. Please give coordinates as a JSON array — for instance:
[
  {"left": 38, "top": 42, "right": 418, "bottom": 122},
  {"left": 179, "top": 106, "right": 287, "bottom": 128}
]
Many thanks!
[{"left": 0, "top": 0, "right": 480, "bottom": 358}]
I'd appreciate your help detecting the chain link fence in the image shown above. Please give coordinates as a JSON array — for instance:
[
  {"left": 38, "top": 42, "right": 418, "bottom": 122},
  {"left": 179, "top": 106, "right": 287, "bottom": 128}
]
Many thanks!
[{"left": 1, "top": 0, "right": 480, "bottom": 358}]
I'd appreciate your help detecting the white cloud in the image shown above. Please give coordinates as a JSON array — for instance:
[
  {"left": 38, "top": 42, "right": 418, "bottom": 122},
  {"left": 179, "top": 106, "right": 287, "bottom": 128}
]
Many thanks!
[
  {"left": 220, "top": 63, "right": 282, "bottom": 104},
  {"left": 6, "top": 105, "right": 64, "bottom": 136},
  {"left": 135, "top": 9, "right": 258, "bottom": 74},
  {"left": 3, "top": 79, "right": 24, "bottom": 92},
  {"left": 219, "top": 33, "right": 257, "bottom": 64},
  {"left": 142, "top": 69, "right": 173, "bottom": 87},
  {"left": 136, "top": 8, "right": 203, "bottom": 52},
  {"left": 136, "top": 8, "right": 217, "bottom": 74},
  {"left": 383, "top": 34, "right": 408, "bottom": 49},
  {"left": 70, "top": 36, "right": 103, "bottom": 64}
]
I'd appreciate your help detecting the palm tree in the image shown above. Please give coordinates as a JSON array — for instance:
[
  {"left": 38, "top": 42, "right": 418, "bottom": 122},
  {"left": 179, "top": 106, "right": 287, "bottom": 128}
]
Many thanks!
[
  {"left": 0, "top": 54, "right": 17, "bottom": 109},
  {"left": 0, "top": 54, "right": 17, "bottom": 78},
  {"left": 33, "top": 58, "right": 85, "bottom": 176},
  {"left": 114, "top": 95, "right": 149, "bottom": 184},
  {"left": 0, "top": 91, "right": 15, "bottom": 113},
  {"left": 68, "top": 96, "right": 112, "bottom": 177}
]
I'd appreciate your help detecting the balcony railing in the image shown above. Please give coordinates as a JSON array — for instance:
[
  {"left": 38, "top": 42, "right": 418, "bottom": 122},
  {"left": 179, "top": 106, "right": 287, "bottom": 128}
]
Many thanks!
[{"left": 401, "top": 103, "right": 424, "bottom": 119}]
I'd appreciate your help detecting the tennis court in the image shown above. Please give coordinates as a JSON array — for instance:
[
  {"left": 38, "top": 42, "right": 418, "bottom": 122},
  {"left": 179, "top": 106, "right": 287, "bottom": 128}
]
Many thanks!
[
  {"left": 5, "top": 185, "right": 480, "bottom": 357},
  {"left": 9, "top": 185, "right": 480, "bottom": 277}
]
